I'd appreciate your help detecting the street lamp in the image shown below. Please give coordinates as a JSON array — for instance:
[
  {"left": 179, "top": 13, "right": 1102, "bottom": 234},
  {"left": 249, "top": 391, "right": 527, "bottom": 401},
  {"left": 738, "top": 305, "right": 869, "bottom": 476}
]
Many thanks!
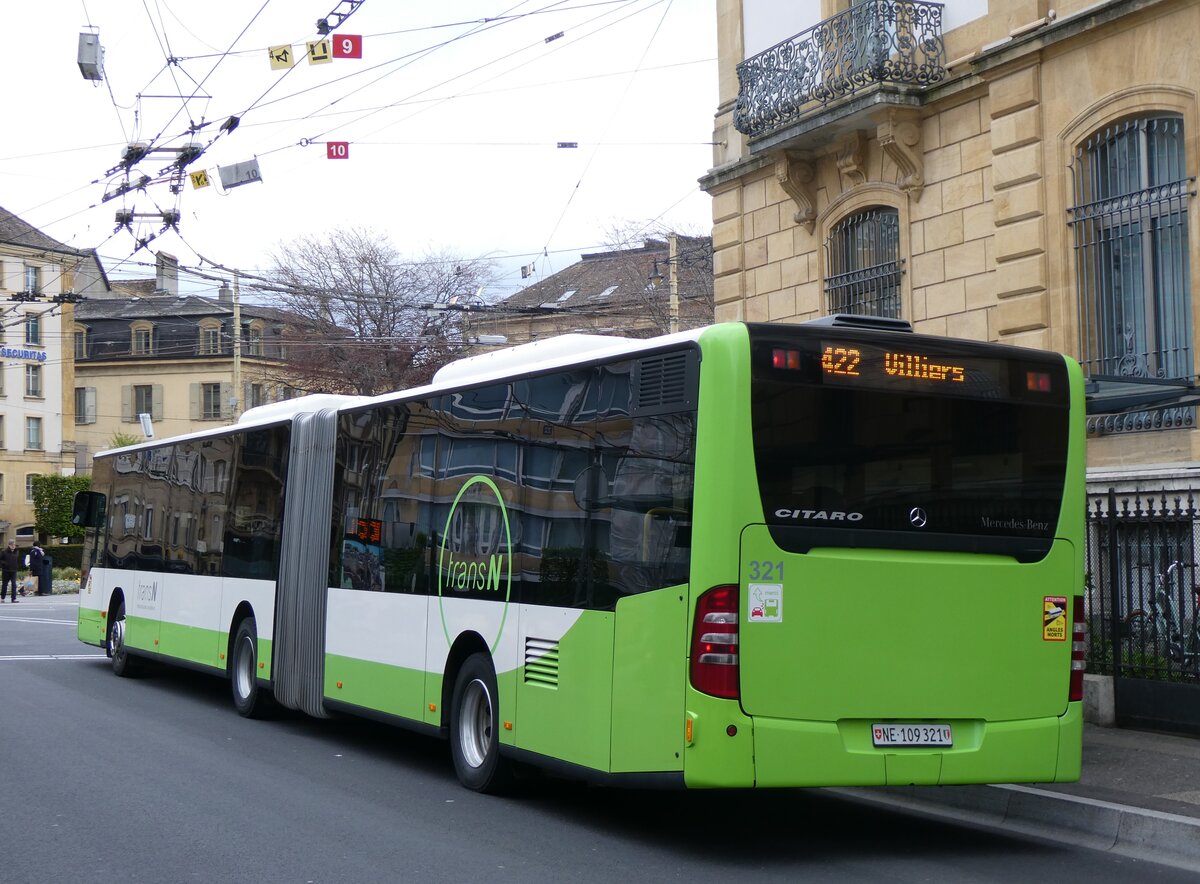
[
  {"left": 647, "top": 235, "right": 716, "bottom": 334},
  {"left": 646, "top": 234, "right": 680, "bottom": 333}
]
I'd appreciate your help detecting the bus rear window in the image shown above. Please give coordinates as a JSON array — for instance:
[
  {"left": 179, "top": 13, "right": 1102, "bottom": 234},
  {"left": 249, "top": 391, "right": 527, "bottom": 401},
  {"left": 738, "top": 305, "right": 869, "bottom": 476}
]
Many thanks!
[{"left": 749, "top": 328, "right": 1070, "bottom": 561}]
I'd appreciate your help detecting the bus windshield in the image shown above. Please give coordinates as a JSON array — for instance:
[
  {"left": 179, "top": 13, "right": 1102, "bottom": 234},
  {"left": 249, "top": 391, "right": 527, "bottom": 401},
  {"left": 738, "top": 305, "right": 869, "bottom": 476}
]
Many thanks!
[{"left": 748, "top": 325, "right": 1071, "bottom": 561}]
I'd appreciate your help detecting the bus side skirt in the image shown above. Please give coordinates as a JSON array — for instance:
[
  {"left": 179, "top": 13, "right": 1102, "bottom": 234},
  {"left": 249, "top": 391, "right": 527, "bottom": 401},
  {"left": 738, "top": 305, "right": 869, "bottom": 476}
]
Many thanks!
[
  {"left": 500, "top": 744, "right": 685, "bottom": 790},
  {"left": 323, "top": 697, "right": 444, "bottom": 739}
]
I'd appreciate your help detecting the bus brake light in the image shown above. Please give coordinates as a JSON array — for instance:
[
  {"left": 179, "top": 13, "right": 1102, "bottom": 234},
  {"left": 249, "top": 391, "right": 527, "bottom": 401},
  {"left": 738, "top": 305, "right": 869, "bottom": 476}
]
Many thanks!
[
  {"left": 691, "top": 585, "right": 739, "bottom": 700},
  {"left": 1069, "top": 596, "right": 1086, "bottom": 702}
]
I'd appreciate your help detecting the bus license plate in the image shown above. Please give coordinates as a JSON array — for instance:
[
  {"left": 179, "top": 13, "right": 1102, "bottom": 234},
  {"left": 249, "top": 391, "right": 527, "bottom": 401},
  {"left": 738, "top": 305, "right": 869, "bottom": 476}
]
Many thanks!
[{"left": 872, "top": 723, "right": 953, "bottom": 747}]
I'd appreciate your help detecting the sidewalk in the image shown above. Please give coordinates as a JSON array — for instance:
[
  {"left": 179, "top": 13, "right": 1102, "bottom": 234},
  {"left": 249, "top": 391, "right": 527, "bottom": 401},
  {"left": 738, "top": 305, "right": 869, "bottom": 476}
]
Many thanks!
[{"left": 834, "top": 722, "right": 1200, "bottom": 871}]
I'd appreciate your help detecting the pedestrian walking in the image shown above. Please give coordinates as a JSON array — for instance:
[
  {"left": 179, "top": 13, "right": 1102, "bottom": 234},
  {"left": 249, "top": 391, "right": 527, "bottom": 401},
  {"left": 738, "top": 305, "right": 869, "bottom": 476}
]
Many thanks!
[
  {"left": 1, "top": 540, "right": 20, "bottom": 603},
  {"left": 28, "top": 544, "right": 45, "bottom": 597}
]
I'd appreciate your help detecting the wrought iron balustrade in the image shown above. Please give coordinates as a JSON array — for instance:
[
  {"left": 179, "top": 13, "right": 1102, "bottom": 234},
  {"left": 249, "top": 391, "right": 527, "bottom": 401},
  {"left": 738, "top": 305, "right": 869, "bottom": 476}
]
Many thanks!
[{"left": 734, "top": 1, "right": 945, "bottom": 139}]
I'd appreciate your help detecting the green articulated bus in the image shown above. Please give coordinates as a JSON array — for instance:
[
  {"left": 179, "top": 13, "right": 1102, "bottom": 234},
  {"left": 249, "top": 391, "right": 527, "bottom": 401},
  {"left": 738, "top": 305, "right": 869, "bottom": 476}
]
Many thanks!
[{"left": 74, "top": 317, "right": 1086, "bottom": 791}]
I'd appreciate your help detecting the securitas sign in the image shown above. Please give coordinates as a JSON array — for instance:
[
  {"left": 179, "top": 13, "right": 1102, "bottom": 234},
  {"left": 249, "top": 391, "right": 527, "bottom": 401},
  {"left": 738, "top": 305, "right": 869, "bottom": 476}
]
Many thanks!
[{"left": 0, "top": 347, "right": 47, "bottom": 362}]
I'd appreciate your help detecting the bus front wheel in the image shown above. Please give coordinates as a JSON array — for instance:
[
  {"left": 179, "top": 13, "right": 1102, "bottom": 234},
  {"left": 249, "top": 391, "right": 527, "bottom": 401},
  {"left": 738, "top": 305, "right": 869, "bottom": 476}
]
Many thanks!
[
  {"left": 230, "top": 617, "right": 270, "bottom": 719},
  {"left": 449, "top": 653, "right": 513, "bottom": 793}
]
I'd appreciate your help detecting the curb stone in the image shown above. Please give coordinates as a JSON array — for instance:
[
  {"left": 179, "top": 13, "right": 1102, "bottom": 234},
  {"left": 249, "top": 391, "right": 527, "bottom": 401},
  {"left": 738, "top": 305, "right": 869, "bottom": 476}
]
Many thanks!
[{"left": 828, "top": 784, "right": 1200, "bottom": 872}]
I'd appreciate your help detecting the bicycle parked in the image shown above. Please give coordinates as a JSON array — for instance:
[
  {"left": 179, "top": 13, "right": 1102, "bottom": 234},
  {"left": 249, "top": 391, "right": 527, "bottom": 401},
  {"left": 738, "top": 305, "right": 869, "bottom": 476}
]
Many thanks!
[{"left": 1123, "top": 560, "right": 1200, "bottom": 673}]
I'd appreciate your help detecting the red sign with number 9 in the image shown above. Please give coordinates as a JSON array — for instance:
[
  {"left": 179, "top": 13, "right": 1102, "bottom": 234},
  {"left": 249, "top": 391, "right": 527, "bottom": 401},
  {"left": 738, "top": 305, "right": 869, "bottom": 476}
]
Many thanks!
[
  {"left": 332, "top": 34, "right": 362, "bottom": 58},
  {"left": 327, "top": 142, "right": 349, "bottom": 160}
]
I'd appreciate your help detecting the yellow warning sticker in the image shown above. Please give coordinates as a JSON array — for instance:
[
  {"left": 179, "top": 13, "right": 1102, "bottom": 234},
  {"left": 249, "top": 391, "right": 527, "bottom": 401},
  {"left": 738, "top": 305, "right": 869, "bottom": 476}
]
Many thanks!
[
  {"left": 189, "top": 170, "right": 210, "bottom": 189},
  {"left": 1043, "top": 595, "right": 1067, "bottom": 641}
]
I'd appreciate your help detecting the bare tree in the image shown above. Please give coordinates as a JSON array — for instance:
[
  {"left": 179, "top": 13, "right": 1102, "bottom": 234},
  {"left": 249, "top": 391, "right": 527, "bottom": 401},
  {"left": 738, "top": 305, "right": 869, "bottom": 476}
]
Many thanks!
[
  {"left": 262, "top": 228, "right": 494, "bottom": 396},
  {"left": 600, "top": 221, "right": 714, "bottom": 334}
]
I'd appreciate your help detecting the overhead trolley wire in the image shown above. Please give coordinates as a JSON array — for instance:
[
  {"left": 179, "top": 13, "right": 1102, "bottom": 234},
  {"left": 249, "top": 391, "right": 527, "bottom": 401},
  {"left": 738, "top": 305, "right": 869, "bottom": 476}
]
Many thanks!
[
  {"left": 142, "top": 0, "right": 274, "bottom": 149},
  {"left": 535, "top": 0, "right": 673, "bottom": 267},
  {"left": 308, "top": 0, "right": 663, "bottom": 146}
]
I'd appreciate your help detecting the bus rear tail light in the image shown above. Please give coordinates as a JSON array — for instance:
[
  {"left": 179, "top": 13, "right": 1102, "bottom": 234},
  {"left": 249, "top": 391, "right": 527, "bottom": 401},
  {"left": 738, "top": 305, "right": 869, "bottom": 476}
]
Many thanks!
[
  {"left": 772, "top": 348, "right": 801, "bottom": 370},
  {"left": 1069, "top": 596, "right": 1086, "bottom": 702},
  {"left": 691, "top": 585, "right": 739, "bottom": 700}
]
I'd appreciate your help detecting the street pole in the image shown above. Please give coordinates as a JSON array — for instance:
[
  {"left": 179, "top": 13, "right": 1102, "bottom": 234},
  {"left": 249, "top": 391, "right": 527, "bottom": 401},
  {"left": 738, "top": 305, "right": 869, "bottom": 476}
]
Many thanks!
[
  {"left": 232, "top": 270, "right": 242, "bottom": 419},
  {"left": 668, "top": 232, "right": 679, "bottom": 334}
]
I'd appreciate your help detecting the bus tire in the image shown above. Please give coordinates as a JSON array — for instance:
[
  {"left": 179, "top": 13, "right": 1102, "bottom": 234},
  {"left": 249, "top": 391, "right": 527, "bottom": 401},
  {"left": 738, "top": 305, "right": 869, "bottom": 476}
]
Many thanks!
[
  {"left": 449, "top": 653, "right": 513, "bottom": 793},
  {"left": 230, "top": 617, "right": 270, "bottom": 719},
  {"left": 108, "top": 600, "right": 141, "bottom": 678}
]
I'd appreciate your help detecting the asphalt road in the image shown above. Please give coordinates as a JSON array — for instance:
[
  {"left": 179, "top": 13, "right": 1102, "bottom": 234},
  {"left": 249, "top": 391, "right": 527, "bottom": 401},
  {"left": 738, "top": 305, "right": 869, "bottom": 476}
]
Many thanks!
[{"left": 1, "top": 595, "right": 1194, "bottom": 884}]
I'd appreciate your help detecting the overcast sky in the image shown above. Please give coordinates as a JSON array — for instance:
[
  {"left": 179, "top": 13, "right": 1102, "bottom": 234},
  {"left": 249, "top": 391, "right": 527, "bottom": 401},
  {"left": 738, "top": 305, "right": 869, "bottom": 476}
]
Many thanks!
[{"left": 2, "top": 1, "right": 717, "bottom": 298}]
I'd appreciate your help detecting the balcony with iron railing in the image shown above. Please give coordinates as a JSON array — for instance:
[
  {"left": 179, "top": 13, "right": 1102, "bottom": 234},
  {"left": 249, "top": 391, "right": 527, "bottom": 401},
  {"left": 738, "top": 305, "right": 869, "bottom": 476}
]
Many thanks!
[{"left": 733, "top": 1, "right": 946, "bottom": 144}]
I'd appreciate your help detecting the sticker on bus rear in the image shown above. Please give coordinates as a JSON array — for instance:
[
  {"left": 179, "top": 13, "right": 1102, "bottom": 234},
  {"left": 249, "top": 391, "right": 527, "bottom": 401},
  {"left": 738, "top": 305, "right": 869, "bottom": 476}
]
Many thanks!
[
  {"left": 1043, "top": 596, "right": 1067, "bottom": 641},
  {"left": 748, "top": 583, "right": 783, "bottom": 623}
]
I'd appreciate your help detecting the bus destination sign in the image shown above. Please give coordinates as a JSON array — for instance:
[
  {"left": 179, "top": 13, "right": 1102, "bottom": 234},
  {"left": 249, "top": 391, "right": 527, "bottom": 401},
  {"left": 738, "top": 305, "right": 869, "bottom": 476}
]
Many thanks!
[{"left": 818, "top": 341, "right": 1006, "bottom": 393}]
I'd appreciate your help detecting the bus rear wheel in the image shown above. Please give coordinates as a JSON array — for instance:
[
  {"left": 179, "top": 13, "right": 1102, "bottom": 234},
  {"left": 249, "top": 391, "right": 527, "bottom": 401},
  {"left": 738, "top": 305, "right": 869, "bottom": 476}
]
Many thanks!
[
  {"left": 450, "top": 653, "right": 513, "bottom": 793},
  {"left": 230, "top": 617, "right": 271, "bottom": 719},
  {"left": 108, "top": 600, "right": 141, "bottom": 678}
]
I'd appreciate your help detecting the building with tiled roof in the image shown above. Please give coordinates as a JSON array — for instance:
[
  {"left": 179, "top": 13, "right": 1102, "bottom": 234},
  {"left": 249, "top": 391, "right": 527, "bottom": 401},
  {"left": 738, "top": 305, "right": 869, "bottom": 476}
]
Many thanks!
[
  {"left": 471, "top": 237, "right": 713, "bottom": 346},
  {"left": 73, "top": 280, "right": 305, "bottom": 469}
]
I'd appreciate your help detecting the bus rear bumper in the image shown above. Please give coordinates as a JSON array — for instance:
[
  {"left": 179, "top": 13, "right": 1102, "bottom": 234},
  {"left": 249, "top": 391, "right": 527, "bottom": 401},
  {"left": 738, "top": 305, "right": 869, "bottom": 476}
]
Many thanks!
[{"left": 752, "top": 703, "right": 1083, "bottom": 787}]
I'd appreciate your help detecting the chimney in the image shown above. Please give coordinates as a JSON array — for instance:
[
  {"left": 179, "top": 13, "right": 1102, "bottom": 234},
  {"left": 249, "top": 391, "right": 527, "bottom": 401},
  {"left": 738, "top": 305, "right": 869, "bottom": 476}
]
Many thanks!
[
  {"left": 156, "top": 251, "right": 179, "bottom": 296},
  {"left": 218, "top": 284, "right": 233, "bottom": 304}
]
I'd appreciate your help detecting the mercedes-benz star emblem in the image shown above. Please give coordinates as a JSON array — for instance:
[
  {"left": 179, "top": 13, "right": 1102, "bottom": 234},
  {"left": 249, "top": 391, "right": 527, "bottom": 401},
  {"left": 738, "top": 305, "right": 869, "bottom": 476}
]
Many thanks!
[{"left": 909, "top": 507, "right": 928, "bottom": 528}]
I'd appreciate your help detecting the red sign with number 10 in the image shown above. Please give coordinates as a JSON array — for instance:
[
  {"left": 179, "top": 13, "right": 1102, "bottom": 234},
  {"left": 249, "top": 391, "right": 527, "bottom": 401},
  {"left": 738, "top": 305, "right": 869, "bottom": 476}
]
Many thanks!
[
  {"left": 327, "top": 142, "right": 349, "bottom": 160},
  {"left": 332, "top": 34, "right": 362, "bottom": 58}
]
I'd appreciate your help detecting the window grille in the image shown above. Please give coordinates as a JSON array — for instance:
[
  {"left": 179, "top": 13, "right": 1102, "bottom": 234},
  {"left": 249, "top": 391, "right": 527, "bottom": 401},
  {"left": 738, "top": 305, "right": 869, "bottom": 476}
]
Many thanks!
[
  {"left": 824, "top": 207, "right": 903, "bottom": 318},
  {"left": 1069, "top": 115, "right": 1196, "bottom": 434}
]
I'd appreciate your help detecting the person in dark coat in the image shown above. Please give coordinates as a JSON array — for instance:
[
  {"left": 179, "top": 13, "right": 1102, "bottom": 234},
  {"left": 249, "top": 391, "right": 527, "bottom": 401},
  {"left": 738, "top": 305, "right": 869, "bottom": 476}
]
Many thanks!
[
  {"left": 1, "top": 540, "right": 20, "bottom": 603},
  {"left": 28, "top": 544, "right": 45, "bottom": 596}
]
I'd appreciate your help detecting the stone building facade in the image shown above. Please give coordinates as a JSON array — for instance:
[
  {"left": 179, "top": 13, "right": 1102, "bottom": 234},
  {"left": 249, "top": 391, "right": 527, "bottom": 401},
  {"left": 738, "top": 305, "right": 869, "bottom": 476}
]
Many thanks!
[
  {"left": 0, "top": 207, "right": 108, "bottom": 542},
  {"left": 702, "top": 0, "right": 1200, "bottom": 480}
]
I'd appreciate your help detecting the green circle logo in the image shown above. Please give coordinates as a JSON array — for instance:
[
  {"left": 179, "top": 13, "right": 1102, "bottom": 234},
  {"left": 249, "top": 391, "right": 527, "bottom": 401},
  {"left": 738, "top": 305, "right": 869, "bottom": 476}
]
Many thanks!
[{"left": 437, "top": 475, "right": 512, "bottom": 652}]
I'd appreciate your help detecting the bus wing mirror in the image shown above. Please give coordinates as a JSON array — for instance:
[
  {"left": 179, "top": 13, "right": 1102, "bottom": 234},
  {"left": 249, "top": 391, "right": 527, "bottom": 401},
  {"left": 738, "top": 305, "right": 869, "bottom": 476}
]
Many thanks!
[{"left": 72, "top": 491, "right": 107, "bottom": 528}]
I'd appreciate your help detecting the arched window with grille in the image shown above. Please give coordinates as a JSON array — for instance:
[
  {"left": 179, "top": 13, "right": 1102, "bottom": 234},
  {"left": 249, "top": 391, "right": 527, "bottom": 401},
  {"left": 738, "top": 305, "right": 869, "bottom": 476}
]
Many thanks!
[
  {"left": 1070, "top": 114, "right": 1194, "bottom": 433},
  {"left": 1070, "top": 115, "right": 1193, "bottom": 384},
  {"left": 824, "top": 206, "right": 903, "bottom": 318}
]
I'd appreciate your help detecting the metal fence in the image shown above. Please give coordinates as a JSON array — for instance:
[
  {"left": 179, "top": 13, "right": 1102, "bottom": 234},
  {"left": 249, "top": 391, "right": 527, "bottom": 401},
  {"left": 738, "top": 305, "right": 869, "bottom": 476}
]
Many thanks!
[{"left": 1085, "top": 489, "right": 1200, "bottom": 734}]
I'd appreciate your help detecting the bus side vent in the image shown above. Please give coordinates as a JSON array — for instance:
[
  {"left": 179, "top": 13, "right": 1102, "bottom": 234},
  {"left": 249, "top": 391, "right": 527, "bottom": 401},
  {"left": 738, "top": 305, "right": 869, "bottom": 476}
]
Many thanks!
[
  {"left": 632, "top": 349, "right": 698, "bottom": 416},
  {"left": 524, "top": 637, "right": 560, "bottom": 688}
]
